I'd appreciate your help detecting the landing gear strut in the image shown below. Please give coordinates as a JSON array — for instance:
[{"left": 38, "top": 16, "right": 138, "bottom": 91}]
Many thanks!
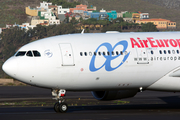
[{"left": 52, "top": 89, "right": 68, "bottom": 113}]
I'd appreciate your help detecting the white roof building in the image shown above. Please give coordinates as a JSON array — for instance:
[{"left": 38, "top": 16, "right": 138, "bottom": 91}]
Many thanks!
[
  {"left": 58, "top": 5, "right": 69, "bottom": 14},
  {"left": 18, "top": 23, "right": 36, "bottom": 30},
  {"left": 39, "top": 1, "right": 52, "bottom": 10},
  {"left": 100, "top": 8, "right": 106, "bottom": 12},
  {"left": 140, "top": 13, "right": 149, "bottom": 19}
]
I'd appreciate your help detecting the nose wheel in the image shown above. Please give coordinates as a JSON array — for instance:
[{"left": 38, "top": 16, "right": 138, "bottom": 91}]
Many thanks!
[{"left": 52, "top": 89, "right": 68, "bottom": 113}]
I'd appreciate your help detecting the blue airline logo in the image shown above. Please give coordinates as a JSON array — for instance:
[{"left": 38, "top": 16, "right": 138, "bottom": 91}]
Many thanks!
[{"left": 89, "top": 41, "right": 130, "bottom": 72}]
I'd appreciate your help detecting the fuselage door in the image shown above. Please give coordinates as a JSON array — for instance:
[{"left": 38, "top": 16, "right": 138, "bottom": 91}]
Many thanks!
[
  {"left": 59, "top": 43, "right": 75, "bottom": 66},
  {"left": 135, "top": 47, "right": 149, "bottom": 64}
]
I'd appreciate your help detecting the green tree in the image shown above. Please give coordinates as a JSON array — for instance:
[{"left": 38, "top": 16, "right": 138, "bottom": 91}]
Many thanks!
[
  {"left": 70, "top": 17, "right": 78, "bottom": 25},
  {"left": 64, "top": 16, "right": 69, "bottom": 23},
  {"left": 79, "top": 17, "right": 83, "bottom": 23},
  {"left": 112, "top": 17, "right": 124, "bottom": 24},
  {"left": 101, "top": 23, "right": 121, "bottom": 32},
  {"left": 33, "top": 24, "right": 47, "bottom": 39},
  {"left": 141, "top": 22, "right": 158, "bottom": 32}
]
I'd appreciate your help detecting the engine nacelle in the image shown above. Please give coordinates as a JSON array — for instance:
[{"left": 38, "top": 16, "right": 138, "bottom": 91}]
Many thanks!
[{"left": 91, "top": 90, "right": 138, "bottom": 100}]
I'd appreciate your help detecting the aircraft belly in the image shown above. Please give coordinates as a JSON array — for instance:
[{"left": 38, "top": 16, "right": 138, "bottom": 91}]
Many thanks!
[
  {"left": 66, "top": 68, "right": 159, "bottom": 90},
  {"left": 147, "top": 66, "right": 180, "bottom": 91}
]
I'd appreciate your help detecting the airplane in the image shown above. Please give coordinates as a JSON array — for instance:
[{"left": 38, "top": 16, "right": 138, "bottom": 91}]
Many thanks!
[{"left": 2, "top": 31, "right": 180, "bottom": 113}]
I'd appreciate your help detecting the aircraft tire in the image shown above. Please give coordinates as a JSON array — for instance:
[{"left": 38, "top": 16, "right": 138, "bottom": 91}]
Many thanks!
[
  {"left": 59, "top": 102, "right": 68, "bottom": 113},
  {"left": 54, "top": 102, "right": 60, "bottom": 113}
]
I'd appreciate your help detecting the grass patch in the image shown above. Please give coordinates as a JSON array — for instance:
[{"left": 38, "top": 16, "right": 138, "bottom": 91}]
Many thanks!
[
  {"left": 113, "top": 100, "right": 130, "bottom": 105},
  {"left": 0, "top": 101, "right": 47, "bottom": 106}
]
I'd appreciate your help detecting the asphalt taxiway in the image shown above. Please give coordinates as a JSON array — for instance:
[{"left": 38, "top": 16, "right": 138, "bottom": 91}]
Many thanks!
[{"left": 1, "top": 86, "right": 180, "bottom": 120}]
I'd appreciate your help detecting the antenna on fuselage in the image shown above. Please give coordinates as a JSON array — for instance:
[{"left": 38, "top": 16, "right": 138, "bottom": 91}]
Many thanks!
[{"left": 81, "top": 29, "right": 85, "bottom": 34}]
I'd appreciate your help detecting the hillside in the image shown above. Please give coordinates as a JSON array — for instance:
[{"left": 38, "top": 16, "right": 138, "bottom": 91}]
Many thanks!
[
  {"left": 85, "top": 0, "right": 180, "bottom": 29},
  {"left": 0, "top": 0, "right": 180, "bottom": 28},
  {"left": 0, "top": 0, "right": 41, "bottom": 27},
  {"left": 142, "top": 0, "right": 180, "bottom": 10}
]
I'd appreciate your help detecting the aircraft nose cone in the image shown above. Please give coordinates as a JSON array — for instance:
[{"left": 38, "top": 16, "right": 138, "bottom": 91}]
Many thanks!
[{"left": 2, "top": 57, "right": 17, "bottom": 77}]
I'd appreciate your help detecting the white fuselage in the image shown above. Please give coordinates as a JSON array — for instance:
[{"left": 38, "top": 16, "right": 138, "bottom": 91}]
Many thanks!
[{"left": 3, "top": 32, "right": 180, "bottom": 91}]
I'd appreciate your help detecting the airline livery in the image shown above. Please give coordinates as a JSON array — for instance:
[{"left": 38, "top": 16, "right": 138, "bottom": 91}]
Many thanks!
[{"left": 2, "top": 31, "right": 180, "bottom": 113}]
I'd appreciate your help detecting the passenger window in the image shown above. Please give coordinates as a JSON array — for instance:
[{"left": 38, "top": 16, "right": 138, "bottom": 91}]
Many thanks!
[
  {"left": 159, "top": 50, "right": 162, "bottom": 54},
  {"left": 94, "top": 52, "right": 97, "bottom": 56},
  {"left": 120, "top": 51, "right": 123, "bottom": 55},
  {"left": 89, "top": 52, "right": 92, "bottom": 56},
  {"left": 116, "top": 51, "right": 119, "bottom": 55},
  {"left": 172, "top": 50, "right": 175, "bottom": 54},
  {"left": 168, "top": 50, "right": 171, "bottom": 54},
  {"left": 125, "top": 51, "right": 128, "bottom": 55},
  {"left": 164, "top": 50, "right": 166, "bottom": 54},
  {"left": 151, "top": 50, "right": 153, "bottom": 54},
  {"left": 112, "top": 51, "right": 114, "bottom": 55},
  {"left": 80, "top": 52, "right": 83, "bottom": 56},
  {"left": 84, "top": 52, "right": 87, "bottom": 56},
  {"left": 26, "top": 51, "right": 33, "bottom": 57},
  {"left": 103, "top": 52, "right": 106, "bottom": 56},
  {"left": 177, "top": 50, "right": 179, "bottom": 54},
  {"left": 33, "top": 51, "right": 41, "bottom": 57},
  {"left": 98, "top": 52, "right": 101, "bottom": 56},
  {"left": 16, "top": 51, "right": 26, "bottom": 56},
  {"left": 107, "top": 52, "right": 110, "bottom": 56}
]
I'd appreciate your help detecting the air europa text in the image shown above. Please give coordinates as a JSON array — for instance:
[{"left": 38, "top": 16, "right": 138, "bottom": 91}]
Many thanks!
[{"left": 130, "top": 37, "right": 180, "bottom": 48}]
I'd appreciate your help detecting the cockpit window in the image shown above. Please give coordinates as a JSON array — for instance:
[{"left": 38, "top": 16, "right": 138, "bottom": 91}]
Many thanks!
[
  {"left": 26, "top": 51, "right": 33, "bottom": 57},
  {"left": 15, "top": 51, "right": 26, "bottom": 56},
  {"left": 33, "top": 51, "right": 41, "bottom": 57}
]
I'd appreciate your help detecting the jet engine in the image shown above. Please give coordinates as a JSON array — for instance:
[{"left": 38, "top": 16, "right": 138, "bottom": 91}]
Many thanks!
[{"left": 92, "top": 90, "right": 138, "bottom": 100}]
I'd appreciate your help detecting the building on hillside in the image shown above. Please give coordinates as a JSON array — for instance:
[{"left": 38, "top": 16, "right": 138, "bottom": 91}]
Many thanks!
[
  {"left": 39, "top": 1, "right": 52, "bottom": 10},
  {"left": 57, "top": 6, "right": 70, "bottom": 22},
  {"left": 31, "top": 16, "right": 49, "bottom": 26},
  {"left": 122, "top": 11, "right": 149, "bottom": 22},
  {"left": 136, "top": 18, "right": 176, "bottom": 29},
  {"left": 18, "top": 23, "right": 36, "bottom": 30},
  {"left": 2, "top": 23, "right": 36, "bottom": 33},
  {"left": 100, "top": 8, "right": 106, "bottom": 13},
  {"left": 73, "top": 9, "right": 85, "bottom": 14},
  {"left": 82, "top": 11, "right": 108, "bottom": 20},
  {"left": 87, "top": 6, "right": 96, "bottom": 12},
  {"left": 117, "top": 11, "right": 127, "bottom": 20},
  {"left": 140, "top": 13, "right": 149, "bottom": 19},
  {"left": 82, "top": 11, "right": 91, "bottom": 20},
  {"left": 31, "top": 19, "right": 49, "bottom": 26},
  {"left": 37, "top": 11, "right": 60, "bottom": 25},
  {"left": 123, "top": 12, "right": 133, "bottom": 18},
  {"left": 26, "top": 6, "right": 38, "bottom": 16},
  {"left": 122, "top": 11, "right": 133, "bottom": 22},
  {"left": 70, "top": 4, "right": 87, "bottom": 13},
  {"left": 91, "top": 12, "right": 108, "bottom": 20},
  {"left": 38, "top": 11, "right": 49, "bottom": 20},
  {"left": 65, "top": 12, "right": 81, "bottom": 22},
  {"left": 58, "top": 14, "right": 66, "bottom": 23},
  {"left": 132, "top": 13, "right": 140, "bottom": 22},
  {"left": 6, "top": 24, "right": 18, "bottom": 28},
  {"left": 107, "top": 10, "right": 117, "bottom": 21},
  {"left": 49, "top": 5, "right": 58, "bottom": 17},
  {"left": 76, "top": 4, "right": 87, "bottom": 9},
  {"left": 58, "top": 6, "right": 69, "bottom": 14},
  {"left": 0, "top": 28, "right": 7, "bottom": 33},
  {"left": 117, "top": 13, "right": 123, "bottom": 18}
]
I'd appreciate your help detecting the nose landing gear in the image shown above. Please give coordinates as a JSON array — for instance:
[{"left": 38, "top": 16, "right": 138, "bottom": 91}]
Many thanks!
[{"left": 52, "top": 89, "right": 68, "bottom": 113}]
